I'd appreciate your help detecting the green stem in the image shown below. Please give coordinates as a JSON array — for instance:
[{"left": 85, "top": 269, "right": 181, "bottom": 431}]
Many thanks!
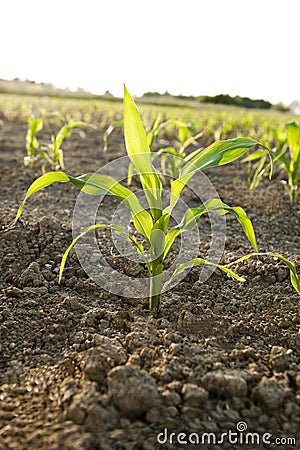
[
  {"left": 149, "top": 262, "right": 163, "bottom": 310},
  {"left": 149, "top": 288, "right": 160, "bottom": 310}
]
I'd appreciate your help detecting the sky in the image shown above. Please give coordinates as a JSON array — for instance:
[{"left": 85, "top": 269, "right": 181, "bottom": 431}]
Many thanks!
[{"left": 1, "top": 0, "right": 299, "bottom": 105}]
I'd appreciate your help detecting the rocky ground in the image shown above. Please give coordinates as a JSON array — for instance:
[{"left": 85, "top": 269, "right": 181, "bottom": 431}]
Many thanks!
[{"left": 0, "top": 118, "right": 299, "bottom": 449}]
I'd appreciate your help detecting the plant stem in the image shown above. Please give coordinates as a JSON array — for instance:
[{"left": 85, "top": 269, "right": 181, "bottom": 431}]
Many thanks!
[
  {"left": 149, "top": 290, "right": 160, "bottom": 310},
  {"left": 149, "top": 262, "right": 163, "bottom": 310}
]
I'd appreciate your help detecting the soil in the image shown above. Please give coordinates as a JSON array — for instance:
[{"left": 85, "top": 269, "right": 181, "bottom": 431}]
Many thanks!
[{"left": 0, "top": 118, "right": 299, "bottom": 450}]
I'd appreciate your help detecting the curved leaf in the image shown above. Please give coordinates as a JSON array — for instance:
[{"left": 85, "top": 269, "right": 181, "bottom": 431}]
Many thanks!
[
  {"left": 103, "top": 120, "right": 124, "bottom": 152},
  {"left": 163, "top": 257, "right": 245, "bottom": 291},
  {"left": 59, "top": 223, "right": 149, "bottom": 283},
  {"left": 272, "top": 253, "right": 300, "bottom": 294},
  {"left": 15, "top": 171, "right": 153, "bottom": 241},
  {"left": 68, "top": 173, "right": 153, "bottom": 240},
  {"left": 226, "top": 252, "right": 300, "bottom": 295},
  {"left": 164, "top": 198, "right": 257, "bottom": 259},
  {"left": 181, "top": 138, "right": 267, "bottom": 174},
  {"left": 164, "top": 252, "right": 300, "bottom": 296},
  {"left": 242, "top": 149, "right": 269, "bottom": 163},
  {"left": 168, "top": 138, "right": 269, "bottom": 211},
  {"left": 15, "top": 171, "right": 69, "bottom": 221}
]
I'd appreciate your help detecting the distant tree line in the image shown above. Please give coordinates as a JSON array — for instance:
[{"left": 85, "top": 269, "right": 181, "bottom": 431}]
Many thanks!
[
  {"left": 199, "top": 94, "right": 272, "bottom": 109},
  {"left": 142, "top": 91, "right": 289, "bottom": 111}
]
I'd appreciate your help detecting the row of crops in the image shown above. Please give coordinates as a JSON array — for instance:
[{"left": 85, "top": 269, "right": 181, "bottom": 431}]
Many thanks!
[
  {"left": 5, "top": 88, "right": 300, "bottom": 309},
  {"left": 0, "top": 91, "right": 297, "bottom": 141},
  {"left": 1, "top": 91, "right": 299, "bottom": 205}
]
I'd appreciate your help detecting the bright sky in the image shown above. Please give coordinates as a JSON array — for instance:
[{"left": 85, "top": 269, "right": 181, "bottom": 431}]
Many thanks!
[{"left": 1, "top": 0, "right": 299, "bottom": 105}]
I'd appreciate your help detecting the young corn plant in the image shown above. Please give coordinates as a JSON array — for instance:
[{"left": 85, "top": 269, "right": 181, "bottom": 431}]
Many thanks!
[
  {"left": 24, "top": 114, "right": 86, "bottom": 172},
  {"left": 242, "top": 125, "right": 286, "bottom": 191},
  {"left": 15, "top": 86, "right": 300, "bottom": 310},
  {"left": 156, "top": 129, "right": 204, "bottom": 181},
  {"left": 280, "top": 121, "right": 300, "bottom": 205},
  {"left": 243, "top": 122, "right": 300, "bottom": 204}
]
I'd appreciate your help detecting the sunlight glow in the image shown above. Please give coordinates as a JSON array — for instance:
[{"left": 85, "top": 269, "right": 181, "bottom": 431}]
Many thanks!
[{"left": 1, "top": 0, "right": 299, "bottom": 105}]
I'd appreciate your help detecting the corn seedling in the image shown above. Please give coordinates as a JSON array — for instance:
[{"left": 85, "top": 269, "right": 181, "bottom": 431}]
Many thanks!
[
  {"left": 242, "top": 123, "right": 286, "bottom": 190},
  {"left": 24, "top": 114, "right": 87, "bottom": 172},
  {"left": 242, "top": 147, "right": 273, "bottom": 191},
  {"left": 15, "top": 86, "right": 300, "bottom": 310},
  {"left": 156, "top": 130, "right": 204, "bottom": 181},
  {"left": 243, "top": 121, "right": 300, "bottom": 204},
  {"left": 280, "top": 122, "right": 300, "bottom": 205}
]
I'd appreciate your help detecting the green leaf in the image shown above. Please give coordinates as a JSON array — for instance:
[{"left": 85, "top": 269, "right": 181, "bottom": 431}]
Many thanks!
[
  {"left": 271, "top": 253, "right": 300, "bottom": 294},
  {"left": 242, "top": 149, "right": 269, "bottom": 163},
  {"left": 164, "top": 198, "right": 257, "bottom": 260},
  {"left": 157, "top": 148, "right": 184, "bottom": 178},
  {"left": 166, "top": 172, "right": 193, "bottom": 211},
  {"left": 123, "top": 85, "right": 162, "bottom": 220},
  {"left": 181, "top": 138, "right": 266, "bottom": 175},
  {"left": 163, "top": 228, "right": 181, "bottom": 259},
  {"left": 164, "top": 252, "right": 300, "bottom": 296},
  {"left": 15, "top": 171, "right": 153, "bottom": 241},
  {"left": 225, "top": 204, "right": 257, "bottom": 252},
  {"left": 285, "top": 122, "right": 300, "bottom": 178},
  {"left": 167, "top": 138, "right": 269, "bottom": 211},
  {"left": 59, "top": 223, "right": 148, "bottom": 283},
  {"left": 26, "top": 116, "right": 43, "bottom": 157},
  {"left": 37, "top": 147, "right": 54, "bottom": 166},
  {"left": 68, "top": 173, "right": 153, "bottom": 240},
  {"left": 248, "top": 155, "right": 268, "bottom": 191},
  {"left": 57, "top": 149, "right": 65, "bottom": 171},
  {"left": 182, "top": 147, "right": 203, "bottom": 163},
  {"left": 127, "top": 161, "right": 135, "bottom": 185},
  {"left": 157, "top": 147, "right": 181, "bottom": 158},
  {"left": 164, "top": 257, "right": 245, "bottom": 291},
  {"left": 103, "top": 120, "right": 124, "bottom": 152},
  {"left": 15, "top": 171, "right": 69, "bottom": 221},
  {"left": 149, "top": 228, "right": 166, "bottom": 261},
  {"left": 152, "top": 211, "right": 170, "bottom": 233},
  {"left": 52, "top": 120, "right": 86, "bottom": 153},
  {"left": 226, "top": 252, "right": 300, "bottom": 295},
  {"left": 285, "top": 122, "right": 300, "bottom": 155},
  {"left": 180, "top": 130, "right": 204, "bottom": 154},
  {"left": 147, "top": 114, "right": 162, "bottom": 147}
]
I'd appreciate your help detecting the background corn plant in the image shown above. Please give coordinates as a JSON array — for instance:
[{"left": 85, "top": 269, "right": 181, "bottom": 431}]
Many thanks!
[
  {"left": 24, "top": 114, "right": 87, "bottom": 172},
  {"left": 243, "top": 121, "right": 300, "bottom": 204},
  {"left": 15, "top": 86, "right": 300, "bottom": 310}
]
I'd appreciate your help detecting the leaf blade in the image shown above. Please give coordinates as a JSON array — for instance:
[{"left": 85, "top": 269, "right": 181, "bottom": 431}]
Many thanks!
[
  {"left": 123, "top": 85, "right": 162, "bottom": 219},
  {"left": 15, "top": 171, "right": 153, "bottom": 240},
  {"left": 164, "top": 198, "right": 257, "bottom": 260},
  {"left": 226, "top": 252, "right": 300, "bottom": 295},
  {"left": 181, "top": 138, "right": 267, "bottom": 174},
  {"left": 15, "top": 171, "right": 70, "bottom": 221},
  {"left": 163, "top": 257, "right": 245, "bottom": 291},
  {"left": 59, "top": 223, "right": 148, "bottom": 282},
  {"left": 167, "top": 138, "right": 269, "bottom": 212},
  {"left": 68, "top": 173, "right": 153, "bottom": 240}
]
